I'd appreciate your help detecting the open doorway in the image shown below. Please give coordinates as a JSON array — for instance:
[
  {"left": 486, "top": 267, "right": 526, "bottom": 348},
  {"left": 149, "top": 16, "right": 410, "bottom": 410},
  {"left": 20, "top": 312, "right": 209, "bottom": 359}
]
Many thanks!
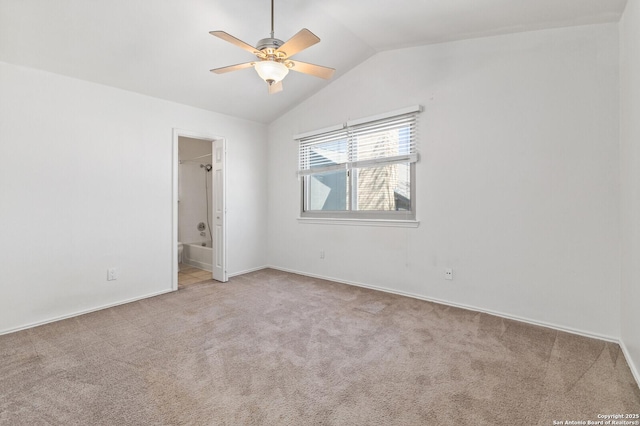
[{"left": 172, "top": 129, "right": 227, "bottom": 290}]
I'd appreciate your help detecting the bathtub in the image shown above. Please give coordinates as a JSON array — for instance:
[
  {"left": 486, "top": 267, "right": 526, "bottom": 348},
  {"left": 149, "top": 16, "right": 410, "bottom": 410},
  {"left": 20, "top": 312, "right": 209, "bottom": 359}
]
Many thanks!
[{"left": 183, "top": 241, "right": 213, "bottom": 272}]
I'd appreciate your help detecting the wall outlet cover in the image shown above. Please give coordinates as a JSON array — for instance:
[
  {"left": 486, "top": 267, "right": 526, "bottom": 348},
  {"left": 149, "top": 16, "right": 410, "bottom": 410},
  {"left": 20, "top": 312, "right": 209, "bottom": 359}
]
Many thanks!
[{"left": 107, "top": 268, "right": 118, "bottom": 281}]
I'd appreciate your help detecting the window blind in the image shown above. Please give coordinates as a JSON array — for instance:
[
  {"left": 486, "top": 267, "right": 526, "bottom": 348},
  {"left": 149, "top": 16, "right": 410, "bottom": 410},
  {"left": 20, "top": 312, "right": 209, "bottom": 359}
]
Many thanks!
[
  {"left": 297, "top": 128, "right": 349, "bottom": 175},
  {"left": 297, "top": 106, "right": 420, "bottom": 176}
]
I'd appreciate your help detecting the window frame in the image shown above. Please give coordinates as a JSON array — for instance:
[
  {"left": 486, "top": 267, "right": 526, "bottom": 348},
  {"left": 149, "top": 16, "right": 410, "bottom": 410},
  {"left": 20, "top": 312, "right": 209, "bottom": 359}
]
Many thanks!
[{"left": 296, "top": 106, "right": 421, "bottom": 223}]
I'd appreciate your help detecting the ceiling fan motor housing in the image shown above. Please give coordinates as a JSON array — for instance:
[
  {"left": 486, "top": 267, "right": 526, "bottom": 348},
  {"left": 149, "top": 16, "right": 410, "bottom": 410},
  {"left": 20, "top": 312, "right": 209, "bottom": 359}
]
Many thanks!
[{"left": 256, "top": 37, "right": 284, "bottom": 52}]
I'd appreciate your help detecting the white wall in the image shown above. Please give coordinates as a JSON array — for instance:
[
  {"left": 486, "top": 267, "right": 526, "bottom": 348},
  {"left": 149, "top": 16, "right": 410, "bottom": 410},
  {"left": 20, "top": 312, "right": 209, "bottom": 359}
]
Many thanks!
[
  {"left": 0, "top": 61, "right": 268, "bottom": 333},
  {"left": 267, "top": 24, "right": 620, "bottom": 339},
  {"left": 178, "top": 137, "right": 213, "bottom": 245},
  {"left": 620, "top": 0, "right": 640, "bottom": 382}
]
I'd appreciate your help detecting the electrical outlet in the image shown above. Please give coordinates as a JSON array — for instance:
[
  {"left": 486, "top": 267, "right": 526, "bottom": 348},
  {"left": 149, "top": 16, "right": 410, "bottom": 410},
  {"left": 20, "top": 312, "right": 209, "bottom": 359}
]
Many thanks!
[
  {"left": 107, "top": 268, "right": 118, "bottom": 281},
  {"left": 445, "top": 268, "right": 453, "bottom": 280},
  {"left": 320, "top": 250, "right": 325, "bottom": 259}
]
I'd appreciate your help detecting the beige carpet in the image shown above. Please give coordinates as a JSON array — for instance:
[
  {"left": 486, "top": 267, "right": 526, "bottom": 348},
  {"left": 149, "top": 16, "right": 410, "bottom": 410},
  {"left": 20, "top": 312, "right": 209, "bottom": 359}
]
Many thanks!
[{"left": 1, "top": 269, "right": 639, "bottom": 425}]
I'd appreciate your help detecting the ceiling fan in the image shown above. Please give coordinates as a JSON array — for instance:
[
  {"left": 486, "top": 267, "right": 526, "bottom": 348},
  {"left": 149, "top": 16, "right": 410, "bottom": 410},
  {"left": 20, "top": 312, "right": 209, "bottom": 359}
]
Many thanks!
[{"left": 209, "top": 0, "right": 335, "bottom": 94}]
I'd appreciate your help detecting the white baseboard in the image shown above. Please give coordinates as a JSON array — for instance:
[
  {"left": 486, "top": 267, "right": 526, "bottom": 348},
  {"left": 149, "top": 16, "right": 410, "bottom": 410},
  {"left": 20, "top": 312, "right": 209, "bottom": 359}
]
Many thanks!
[
  {"left": 184, "top": 258, "right": 213, "bottom": 272},
  {"left": 266, "top": 265, "right": 619, "bottom": 343},
  {"left": 620, "top": 340, "right": 640, "bottom": 388},
  {"left": 4, "top": 266, "right": 637, "bottom": 389},
  {"left": 228, "top": 265, "right": 270, "bottom": 278},
  {"left": 0, "top": 288, "right": 174, "bottom": 336}
]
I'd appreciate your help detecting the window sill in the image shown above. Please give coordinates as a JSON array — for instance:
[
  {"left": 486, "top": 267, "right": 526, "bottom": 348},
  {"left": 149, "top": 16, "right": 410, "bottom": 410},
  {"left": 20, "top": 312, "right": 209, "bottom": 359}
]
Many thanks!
[{"left": 297, "top": 217, "right": 420, "bottom": 228}]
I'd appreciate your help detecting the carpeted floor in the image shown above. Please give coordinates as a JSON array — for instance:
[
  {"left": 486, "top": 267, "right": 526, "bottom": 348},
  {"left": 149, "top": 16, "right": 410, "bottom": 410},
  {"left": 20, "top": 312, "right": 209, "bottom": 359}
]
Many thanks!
[{"left": 1, "top": 269, "right": 639, "bottom": 425}]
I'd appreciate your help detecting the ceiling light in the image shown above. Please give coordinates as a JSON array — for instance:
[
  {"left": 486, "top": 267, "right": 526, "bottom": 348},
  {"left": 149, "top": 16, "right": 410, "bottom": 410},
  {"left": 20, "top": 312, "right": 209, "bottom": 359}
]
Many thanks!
[{"left": 254, "top": 61, "right": 289, "bottom": 85}]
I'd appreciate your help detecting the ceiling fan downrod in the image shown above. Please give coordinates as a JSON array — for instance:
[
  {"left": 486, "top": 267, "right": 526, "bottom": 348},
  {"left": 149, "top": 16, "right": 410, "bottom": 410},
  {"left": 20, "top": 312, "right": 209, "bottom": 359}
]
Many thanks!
[
  {"left": 270, "top": 0, "right": 274, "bottom": 39},
  {"left": 257, "top": 0, "right": 283, "bottom": 52}
]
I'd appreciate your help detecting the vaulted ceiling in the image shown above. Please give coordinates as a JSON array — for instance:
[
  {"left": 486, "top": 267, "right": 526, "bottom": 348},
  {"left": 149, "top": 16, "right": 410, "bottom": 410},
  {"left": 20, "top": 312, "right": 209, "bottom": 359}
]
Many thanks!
[{"left": 0, "top": 0, "right": 628, "bottom": 123}]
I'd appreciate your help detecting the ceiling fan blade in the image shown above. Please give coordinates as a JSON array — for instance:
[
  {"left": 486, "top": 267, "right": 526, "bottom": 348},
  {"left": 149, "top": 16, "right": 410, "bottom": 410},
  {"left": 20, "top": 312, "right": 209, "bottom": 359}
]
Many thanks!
[
  {"left": 210, "top": 31, "right": 258, "bottom": 55},
  {"left": 268, "top": 81, "right": 283, "bottom": 95},
  {"left": 276, "top": 28, "right": 320, "bottom": 58},
  {"left": 210, "top": 62, "right": 255, "bottom": 74},
  {"left": 287, "top": 60, "right": 335, "bottom": 80}
]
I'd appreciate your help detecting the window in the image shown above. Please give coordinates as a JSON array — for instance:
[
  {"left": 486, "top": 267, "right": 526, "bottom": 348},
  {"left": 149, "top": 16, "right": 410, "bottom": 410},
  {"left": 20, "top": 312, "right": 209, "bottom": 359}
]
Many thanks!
[{"left": 297, "top": 106, "right": 420, "bottom": 221}]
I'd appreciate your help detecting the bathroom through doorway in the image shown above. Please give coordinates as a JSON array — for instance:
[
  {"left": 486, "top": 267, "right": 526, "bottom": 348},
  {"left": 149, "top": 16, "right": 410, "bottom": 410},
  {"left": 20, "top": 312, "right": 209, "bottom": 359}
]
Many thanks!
[{"left": 172, "top": 129, "right": 227, "bottom": 290}]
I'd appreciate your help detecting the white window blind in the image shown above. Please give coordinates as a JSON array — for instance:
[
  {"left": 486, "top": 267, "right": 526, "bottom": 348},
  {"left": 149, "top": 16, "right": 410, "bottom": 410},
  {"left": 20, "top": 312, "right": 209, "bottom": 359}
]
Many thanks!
[
  {"left": 298, "top": 128, "right": 349, "bottom": 175},
  {"left": 297, "top": 106, "right": 420, "bottom": 176}
]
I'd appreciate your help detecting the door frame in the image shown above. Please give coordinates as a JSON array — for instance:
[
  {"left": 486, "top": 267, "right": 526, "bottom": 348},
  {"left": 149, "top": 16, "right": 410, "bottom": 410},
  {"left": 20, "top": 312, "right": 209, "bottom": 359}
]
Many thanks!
[{"left": 172, "top": 128, "right": 227, "bottom": 290}]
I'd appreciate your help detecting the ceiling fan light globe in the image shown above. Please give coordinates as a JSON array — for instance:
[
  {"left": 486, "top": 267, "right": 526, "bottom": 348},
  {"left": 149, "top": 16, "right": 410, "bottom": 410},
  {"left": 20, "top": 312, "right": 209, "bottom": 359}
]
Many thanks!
[{"left": 254, "top": 61, "right": 289, "bottom": 84}]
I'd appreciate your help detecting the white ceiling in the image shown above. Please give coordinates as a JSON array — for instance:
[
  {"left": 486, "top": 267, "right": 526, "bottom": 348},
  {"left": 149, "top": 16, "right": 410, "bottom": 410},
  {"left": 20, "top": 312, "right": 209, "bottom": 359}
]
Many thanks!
[{"left": 0, "top": 0, "right": 628, "bottom": 123}]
